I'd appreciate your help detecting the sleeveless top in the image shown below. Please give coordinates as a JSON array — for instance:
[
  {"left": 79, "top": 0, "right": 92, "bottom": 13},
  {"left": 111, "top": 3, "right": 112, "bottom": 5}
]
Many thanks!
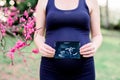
[{"left": 45, "top": 0, "right": 90, "bottom": 48}]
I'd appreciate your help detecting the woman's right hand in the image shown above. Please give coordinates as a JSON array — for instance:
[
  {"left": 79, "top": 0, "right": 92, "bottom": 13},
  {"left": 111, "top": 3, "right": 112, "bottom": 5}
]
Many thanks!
[
  {"left": 39, "top": 42, "right": 55, "bottom": 58},
  {"left": 34, "top": 30, "right": 55, "bottom": 58}
]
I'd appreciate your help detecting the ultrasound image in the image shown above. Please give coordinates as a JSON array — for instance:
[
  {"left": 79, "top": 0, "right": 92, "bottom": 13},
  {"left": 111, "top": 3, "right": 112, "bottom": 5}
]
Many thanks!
[{"left": 54, "top": 41, "right": 81, "bottom": 59}]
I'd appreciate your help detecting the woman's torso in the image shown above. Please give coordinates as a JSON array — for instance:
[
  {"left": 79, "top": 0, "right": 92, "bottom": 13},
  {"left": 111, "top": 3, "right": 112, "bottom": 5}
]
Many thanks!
[{"left": 45, "top": 0, "right": 91, "bottom": 48}]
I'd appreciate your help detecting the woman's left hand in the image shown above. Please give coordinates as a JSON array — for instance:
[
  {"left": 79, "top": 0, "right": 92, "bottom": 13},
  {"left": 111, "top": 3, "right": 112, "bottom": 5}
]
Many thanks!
[{"left": 80, "top": 42, "right": 97, "bottom": 58}]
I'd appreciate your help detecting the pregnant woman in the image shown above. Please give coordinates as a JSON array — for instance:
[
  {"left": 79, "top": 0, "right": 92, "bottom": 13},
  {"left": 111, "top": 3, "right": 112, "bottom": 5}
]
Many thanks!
[{"left": 34, "top": 0, "right": 103, "bottom": 80}]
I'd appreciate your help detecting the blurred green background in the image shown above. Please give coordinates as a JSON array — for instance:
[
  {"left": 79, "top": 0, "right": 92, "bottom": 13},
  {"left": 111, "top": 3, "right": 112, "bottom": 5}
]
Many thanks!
[{"left": 0, "top": 0, "right": 120, "bottom": 80}]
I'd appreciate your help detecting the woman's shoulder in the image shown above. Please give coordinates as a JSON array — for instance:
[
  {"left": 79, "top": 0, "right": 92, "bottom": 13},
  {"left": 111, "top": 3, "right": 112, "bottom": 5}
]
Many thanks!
[
  {"left": 86, "top": 0, "right": 99, "bottom": 14},
  {"left": 36, "top": 0, "right": 48, "bottom": 11}
]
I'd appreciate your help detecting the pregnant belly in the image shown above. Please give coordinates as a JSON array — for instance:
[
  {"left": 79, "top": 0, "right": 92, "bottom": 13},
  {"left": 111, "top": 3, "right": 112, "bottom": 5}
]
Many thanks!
[{"left": 45, "top": 30, "right": 90, "bottom": 48}]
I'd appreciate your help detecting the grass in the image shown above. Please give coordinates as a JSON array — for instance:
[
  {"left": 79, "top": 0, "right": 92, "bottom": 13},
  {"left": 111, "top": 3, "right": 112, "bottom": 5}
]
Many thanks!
[
  {"left": 0, "top": 28, "right": 120, "bottom": 80},
  {"left": 95, "top": 29, "right": 120, "bottom": 80}
]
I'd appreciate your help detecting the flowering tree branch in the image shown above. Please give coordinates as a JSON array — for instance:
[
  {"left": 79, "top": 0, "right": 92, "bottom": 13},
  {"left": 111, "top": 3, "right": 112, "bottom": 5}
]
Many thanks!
[{"left": 0, "top": 0, "right": 39, "bottom": 65}]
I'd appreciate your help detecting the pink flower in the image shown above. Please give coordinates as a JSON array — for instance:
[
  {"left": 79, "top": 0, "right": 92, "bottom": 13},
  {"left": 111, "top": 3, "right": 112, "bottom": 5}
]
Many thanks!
[
  {"left": 15, "top": 40, "right": 26, "bottom": 50},
  {"left": 20, "top": 17, "right": 26, "bottom": 23},
  {"left": 0, "top": 23, "right": 6, "bottom": 36},
  {"left": 14, "top": 16, "right": 18, "bottom": 21},
  {"left": 10, "top": 48, "right": 16, "bottom": 53},
  {"left": 7, "top": 16, "right": 14, "bottom": 26},
  {"left": 10, "top": 6, "right": 17, "bottom": 11},
  {"left": 25, "top": 34, "right": 32, "bottom": 40},
  {"left": 32, "top": 49, "right": 39, "bottom": 54},
  {"left": 24, "top": 10, "right": 29, "bottom": 18},
  {"left": 7, "top": 52, "right": 14, "bottom": 60},
  {"left": 1, "top": 29, "right": 6, "bottom": 36},
  {"left": 30, "top": 9, "right": 34, "bottom": 13},
  {"left": 10, "top": 12, "right": 16, "bottom": 16},
  {"left": 4, "top": 7, "right": 9, "bottom": 14},
  {"left": 23, "top": 58, "right": 27, "bottom": 63},
  {"left": 7, "top": 40, "right": 27, "bottom": 60},
  {"left": 1, "top": 6, "right": 37, "bottom": 61}
]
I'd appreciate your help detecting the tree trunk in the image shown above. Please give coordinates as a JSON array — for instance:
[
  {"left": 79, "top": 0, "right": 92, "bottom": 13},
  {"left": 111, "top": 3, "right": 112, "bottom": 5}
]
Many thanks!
[
  {"left": 0, "top": 32, "right": 2, "bottom": 41},
  {"left": 105, "top": 0, "right": 109, "bottom": 28}
]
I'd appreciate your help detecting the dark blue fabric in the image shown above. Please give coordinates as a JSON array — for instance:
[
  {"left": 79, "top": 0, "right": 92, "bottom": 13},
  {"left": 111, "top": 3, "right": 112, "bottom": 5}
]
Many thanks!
[
  {"left": 40, "top": 0, "right": 95, "bottom": 79},
  {"left": 45, "top": 0, "right": 91, "bottom": 48},
  {"left": 40, "top": 57, "right": 95, "bottom": 80}
]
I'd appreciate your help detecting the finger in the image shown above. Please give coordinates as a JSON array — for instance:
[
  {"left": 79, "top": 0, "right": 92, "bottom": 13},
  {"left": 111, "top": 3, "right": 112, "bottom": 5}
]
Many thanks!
[
  {"left": 44, "top": 44, "right": 55, "bottom": 52},
  {"left": 42, "top": 53, "right": 54, "bottom": 58},
  {"left": 80, "top": 49, "right": 95, "bottom": 55},
  {"left": 39, "top": 45, "right": 55, "bottom": 56},
  {"left": 83, "top": 53, "right": 94, "bottom": 58},
  {"left": 40, "top": 50, "right": 54, "bottom": 58},
  {"left": 42, "top": 47, "right": 55, "bottom": 54},
  {"left": 80, "top": 43, "right": 92, "bottom": 50},
  {"left": 80, "top": 46, "right": 95, "bottom": 53}
]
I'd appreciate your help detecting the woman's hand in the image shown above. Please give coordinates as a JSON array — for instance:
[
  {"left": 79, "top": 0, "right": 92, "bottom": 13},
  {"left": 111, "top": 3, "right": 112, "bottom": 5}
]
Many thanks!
[
  {"left": 39, "top": 42, "right": 55, "bottom": 58},
  {"left": 80, "top": 42, "right": 97, "bottom": 58}
]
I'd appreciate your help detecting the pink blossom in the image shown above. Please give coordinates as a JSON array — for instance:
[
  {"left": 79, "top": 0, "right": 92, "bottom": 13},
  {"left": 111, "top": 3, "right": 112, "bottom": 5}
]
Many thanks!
[
  {"left": 25, "top": 34, "right": 32, "bottom": 40},
  {"left": 20, "top": 17, "right": 26, "bottom": 23},
  {"left": 28, "top": 17, "right": 32, "bottom": 20},
  {"left": 10, "top": 48, "right": 16, "bottom": 53},
  {"left": 7, "top": 16, "right": 14, "bottom": 26},
  {"left": 7, "top": 52, "right": 14, "bottom": 60},
  {"left": 10, "top": 6, "right": 17, "bottom": 11},
  {"left": 26, "top": 23, "right": 32, "bottom": 28},
  {"left": 15, "top": 40, "right": 26, "bottom": 49},
  {"left": 30, "top": 9, "right": 34, "bottom": 13},
  {"left": 4, "top": 7, "right": 9, "bottom": 14},
  {"left": 14, "top": 16, "right": 18, "bottom": 21},
  {"left": 17, "top": 10, "right": 20, "bottom": 14},
  {"left": 1, "top": 6, "right": 36, "bottom": 61},
  {"left": 24, "top": 10, "right": 29, "bottom": 18},
  {"left": 1, "top": 29, "right": 6, "bottom": 36},
  {"left": 7, "top": 40, "right": 26, "bottom": 59},
  {"left": 22, "top": 18, "right": 35, "bottom": 40},
  {"left": 0, "top": 23, "right": 6, "bottom": 36},
  {"left": 32, "top": 49, "right": 39, "bottom": 54},
  {"left": 10, "top": 12, "right": 16, "bottom": 16},
  {"left": 1, "top": 32, "right": 6, "bottom": 36},
  {"left": 32, "top": 18, "right": 35, "bottom": 22},
  {"left": 23, "top": 58, "right": 27, "bottom": 63},
  {"left": 16, "top": 27, "right": 20, "bottom": 31}
]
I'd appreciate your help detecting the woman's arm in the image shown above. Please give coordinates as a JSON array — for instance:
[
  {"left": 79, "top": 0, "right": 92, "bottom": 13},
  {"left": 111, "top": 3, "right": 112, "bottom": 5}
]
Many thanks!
[
  {"left": 34, "top": 0, "right": 55, "bottom": 57},
  {"left": 80, "top": 0, "right": 103, "bottom": 57}
]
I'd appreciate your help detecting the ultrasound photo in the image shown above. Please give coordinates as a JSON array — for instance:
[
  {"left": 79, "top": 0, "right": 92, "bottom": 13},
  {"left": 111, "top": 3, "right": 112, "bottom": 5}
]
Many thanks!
[{"left": 54, "top": 41, "right": 81, "bottom": 59}]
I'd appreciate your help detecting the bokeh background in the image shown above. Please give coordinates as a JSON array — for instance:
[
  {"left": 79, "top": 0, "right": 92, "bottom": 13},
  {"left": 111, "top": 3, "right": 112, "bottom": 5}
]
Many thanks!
[{"left": 0, "top": 0, "right": 120, "bottom": 80}]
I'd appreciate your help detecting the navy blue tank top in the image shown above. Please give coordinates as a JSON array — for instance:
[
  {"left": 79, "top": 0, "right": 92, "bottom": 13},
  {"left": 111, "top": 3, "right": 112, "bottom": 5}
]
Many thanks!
[{"left": 45, "top": 0, "right": 90, "bottom": 48}]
